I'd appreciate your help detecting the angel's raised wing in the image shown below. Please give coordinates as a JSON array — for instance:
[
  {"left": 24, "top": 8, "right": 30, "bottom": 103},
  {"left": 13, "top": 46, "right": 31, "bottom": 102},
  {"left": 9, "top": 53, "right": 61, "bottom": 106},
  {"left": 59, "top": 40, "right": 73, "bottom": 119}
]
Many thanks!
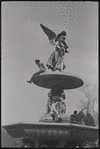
[{"left": 40, "top": 24, "right": 56, "bottom": 41}]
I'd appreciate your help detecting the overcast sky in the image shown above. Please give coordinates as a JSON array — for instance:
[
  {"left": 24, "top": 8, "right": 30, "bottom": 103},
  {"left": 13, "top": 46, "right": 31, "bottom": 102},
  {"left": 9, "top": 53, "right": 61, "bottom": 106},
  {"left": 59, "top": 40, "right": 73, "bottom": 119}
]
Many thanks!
[{"left": 2, "top": 2, "right": 98, "bottom": 125}]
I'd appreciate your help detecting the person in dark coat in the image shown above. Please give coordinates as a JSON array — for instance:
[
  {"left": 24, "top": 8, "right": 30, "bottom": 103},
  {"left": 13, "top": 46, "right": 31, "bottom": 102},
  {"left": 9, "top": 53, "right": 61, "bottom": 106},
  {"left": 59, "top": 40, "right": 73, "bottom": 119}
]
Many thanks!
[
  {"left": 84, "top": 113, "right": 95, "bottom": 126},
  {"left": 76, "top": 111, "right": 85, "bottom": 124},
  {"left": 70, "top": 111, "right": 78, "bottom": 124}
]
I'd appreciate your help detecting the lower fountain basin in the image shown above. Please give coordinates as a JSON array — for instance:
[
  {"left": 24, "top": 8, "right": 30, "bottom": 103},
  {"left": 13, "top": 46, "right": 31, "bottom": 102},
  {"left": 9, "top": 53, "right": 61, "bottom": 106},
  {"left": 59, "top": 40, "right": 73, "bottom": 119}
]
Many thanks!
[{"left": 3, "top": 122, "right": 98, "bottom": 147}]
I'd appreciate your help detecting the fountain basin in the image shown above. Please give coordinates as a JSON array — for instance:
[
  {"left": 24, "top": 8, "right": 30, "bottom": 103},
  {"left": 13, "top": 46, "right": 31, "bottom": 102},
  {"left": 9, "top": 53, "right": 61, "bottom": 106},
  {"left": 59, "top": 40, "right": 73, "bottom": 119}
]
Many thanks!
[
  {"left": 3, "top": 122, "right": 98, "bottom": 147},
  {"left": 32, "top": 72, "right": 84, "bottom": 89}
]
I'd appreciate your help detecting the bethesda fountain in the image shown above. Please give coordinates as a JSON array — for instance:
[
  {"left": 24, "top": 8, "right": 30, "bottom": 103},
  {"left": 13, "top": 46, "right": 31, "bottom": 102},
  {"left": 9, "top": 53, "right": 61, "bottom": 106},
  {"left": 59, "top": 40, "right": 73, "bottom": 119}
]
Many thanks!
[{"left": 2, "top": 24, "right": 98, "bottom": 148}]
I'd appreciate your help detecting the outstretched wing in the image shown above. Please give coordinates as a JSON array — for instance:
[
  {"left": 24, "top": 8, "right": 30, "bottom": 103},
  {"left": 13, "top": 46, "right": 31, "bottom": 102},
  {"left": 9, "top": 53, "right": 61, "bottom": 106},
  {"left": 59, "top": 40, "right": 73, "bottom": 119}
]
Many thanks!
[{"left": 40, "top": 24, "right": 56, "bottom": 41}]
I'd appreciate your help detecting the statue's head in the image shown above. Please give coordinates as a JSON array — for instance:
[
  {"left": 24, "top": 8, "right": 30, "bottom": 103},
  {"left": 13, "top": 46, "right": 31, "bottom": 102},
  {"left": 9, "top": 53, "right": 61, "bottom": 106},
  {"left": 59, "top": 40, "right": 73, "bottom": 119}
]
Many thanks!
[
  {"left": 61, "top": 93, "right": 66, "bottom": 99},
  {"left": 60, "top": 36, "right": 66, "bottom": 41},
  {"left": 55, "top": 31, "right": 66, "bottom": 42},
  {"left": 48, "top": 91, "right": 52, "bottom": 97}
]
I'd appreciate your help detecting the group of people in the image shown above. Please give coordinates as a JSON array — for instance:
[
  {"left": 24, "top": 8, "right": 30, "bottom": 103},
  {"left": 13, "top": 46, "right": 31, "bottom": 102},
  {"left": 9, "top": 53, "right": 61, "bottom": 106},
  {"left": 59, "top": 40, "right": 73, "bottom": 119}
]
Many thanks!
[
  {"left": 70, "top": 110, "right": 95, "bottom": 126},
  {"left": 46, "top": 90, "right": 66, "bottom": 121}
]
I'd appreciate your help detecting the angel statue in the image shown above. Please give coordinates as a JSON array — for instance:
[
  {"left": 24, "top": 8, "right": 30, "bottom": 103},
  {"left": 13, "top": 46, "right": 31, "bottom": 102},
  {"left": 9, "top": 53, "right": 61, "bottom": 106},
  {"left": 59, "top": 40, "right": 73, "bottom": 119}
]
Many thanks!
[{"left": 40, "top": 24, "right": 69, "bottom": 71}]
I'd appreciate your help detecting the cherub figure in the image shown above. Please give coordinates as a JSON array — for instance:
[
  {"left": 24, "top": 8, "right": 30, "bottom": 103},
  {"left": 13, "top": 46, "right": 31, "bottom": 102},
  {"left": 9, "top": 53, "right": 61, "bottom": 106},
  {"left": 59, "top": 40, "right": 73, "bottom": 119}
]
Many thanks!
[
  {"left": 40, "top": 24, "right": 69, "bottom": 71},
  {"left": 46, "top": 91, "right": 52, "bottom": 114}
]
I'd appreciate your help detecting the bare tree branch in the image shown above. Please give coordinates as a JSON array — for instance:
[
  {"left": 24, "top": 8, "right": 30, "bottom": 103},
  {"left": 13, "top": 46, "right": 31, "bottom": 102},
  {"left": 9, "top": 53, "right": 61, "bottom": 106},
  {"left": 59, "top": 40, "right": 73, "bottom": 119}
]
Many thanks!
[
  {"left": 79, "top": 83, "right": 98, "bottom": 123},
  {"left": 90, "top": 83, "right": 97, "bottom": 98}
]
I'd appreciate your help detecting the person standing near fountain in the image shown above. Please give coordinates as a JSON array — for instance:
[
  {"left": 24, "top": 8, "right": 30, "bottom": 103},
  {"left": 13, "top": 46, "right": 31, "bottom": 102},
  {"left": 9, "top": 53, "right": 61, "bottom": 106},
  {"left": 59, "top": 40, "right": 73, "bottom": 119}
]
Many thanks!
[
  {"left": 76, "top": 111, "right": 85, "bottom": 124},
  {"left": 27, "top": 59, "right": 46, "bottom": 84},
  {"left": 70, "top": 111, "right": 78, "bottom": 124},
  {"left": 84, "top": 113, "right": 95, "bottom": 126}
]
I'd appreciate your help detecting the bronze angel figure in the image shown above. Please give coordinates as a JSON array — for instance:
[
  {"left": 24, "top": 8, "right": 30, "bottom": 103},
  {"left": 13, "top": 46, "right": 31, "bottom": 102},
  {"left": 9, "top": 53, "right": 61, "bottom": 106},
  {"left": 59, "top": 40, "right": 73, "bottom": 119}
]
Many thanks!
[{"left": 40, "top": 24, "right": 69, "bottom": 71}]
